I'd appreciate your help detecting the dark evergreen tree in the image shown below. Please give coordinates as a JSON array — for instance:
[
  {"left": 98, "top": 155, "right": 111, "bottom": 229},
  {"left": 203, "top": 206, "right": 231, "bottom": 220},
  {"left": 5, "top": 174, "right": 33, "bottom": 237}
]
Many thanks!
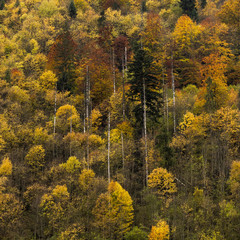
[
  {"left": 98, "top": 10, "right": 106, "bottom": 29},
  {"left": 69, "top": 0, "right": 77, "bottom": 19},
  {"left": 201, "top": 0, "right": 207, "bottom": 9},
  {"left": 180, "top": 0, "right": 198, "bottom": 21},
  {"left": 0, "top": 0, "right": 5, "bottom": 10},
  {"left": 128, "top": 44, "right": 162, "bottom": 132}
]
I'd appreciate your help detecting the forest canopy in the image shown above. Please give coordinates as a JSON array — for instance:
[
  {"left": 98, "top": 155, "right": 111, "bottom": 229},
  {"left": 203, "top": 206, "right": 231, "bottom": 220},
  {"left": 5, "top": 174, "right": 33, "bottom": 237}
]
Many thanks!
[{"left": 0, "top": 0, "right": 239, "bottom": 239}]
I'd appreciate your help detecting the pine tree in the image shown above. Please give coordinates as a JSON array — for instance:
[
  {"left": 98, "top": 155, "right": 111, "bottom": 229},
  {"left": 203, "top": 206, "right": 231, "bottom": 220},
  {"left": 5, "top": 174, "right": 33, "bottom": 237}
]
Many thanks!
[
  {"left": 0, "top": 0, "right": 5, "bottom": 10},
  {"left": 128, "top": 45, "right": 162, "bottom": 132},
  {"left": 69, "top": 0, "right": 77, "bottom": 19}
]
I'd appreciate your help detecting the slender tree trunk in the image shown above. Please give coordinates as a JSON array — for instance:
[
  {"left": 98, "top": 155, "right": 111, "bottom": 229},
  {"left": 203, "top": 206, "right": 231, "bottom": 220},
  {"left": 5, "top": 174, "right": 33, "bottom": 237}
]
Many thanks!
[
  {"left": 122, "top": 57, "right": 126, "bottom": 121},
  {"left": 140, "top": 9, "right": 143, "bottom": 49},
  {"left": 53, "top": 88, "right": 57, "bottom": 135},
  {"left": 163, "top": 70, "right": 166, "bottom": 121},
  {"left": 125, "top": 46, "right": 128, "bottom": 71},
  {"left": 143, "top": 78, "right": 148, "bottom": 186},
  {"left": 112, "top": 47, "right": 116, "bottom": 94},
  {"left": 53, "top": 86, "right": 57, "bottom": 158},
  {"left": 108, "top": 112, "right": 111, "bottom": 184},
  {"left": 121, "top": 131, "right": 125, "bottom": 172},
  {"left": 171, "top": 54, "right": 176, "bottom": 133},
  {"left": 86, "top": 65, "right": 90, "bottom": 168},
  {"left": 163, "top": 68, "right": 169, "bottom": 134},
  {"left": 203, "top": 145, "right": 206, "bottom": 188},
  {"left": 70, "top": 106, "right": 72, "bottom": 156},
  {"left": 140, "top": 11, "right": 148, "bottom": 186},
  {"left": 166, "top": 83, "right": 169, "bottom": 134},
  {"left": 83, "top": 77, "right": 86, "bottom": 134},
  {"left": 121, "top": 55, "right": 126, "bottom": 174}
]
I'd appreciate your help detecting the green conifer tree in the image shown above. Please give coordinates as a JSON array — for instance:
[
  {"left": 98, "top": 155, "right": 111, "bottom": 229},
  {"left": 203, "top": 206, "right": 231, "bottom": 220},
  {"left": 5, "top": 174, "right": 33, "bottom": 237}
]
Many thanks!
[
  {"left": 128, "top": 44, "right": 162, "bottom": 132},
  {"left": 69, "top": 0, "right": 77, "bottom": 19},
  {"left": 0, "top": 0, "right": 5, "bottom": 10}
]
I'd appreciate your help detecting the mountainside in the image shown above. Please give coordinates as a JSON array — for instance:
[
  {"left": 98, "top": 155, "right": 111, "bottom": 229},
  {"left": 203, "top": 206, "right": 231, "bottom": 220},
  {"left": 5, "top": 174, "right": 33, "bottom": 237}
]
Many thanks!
[{"left": 0, "top": 0, "right": 239, "bottom": 239}]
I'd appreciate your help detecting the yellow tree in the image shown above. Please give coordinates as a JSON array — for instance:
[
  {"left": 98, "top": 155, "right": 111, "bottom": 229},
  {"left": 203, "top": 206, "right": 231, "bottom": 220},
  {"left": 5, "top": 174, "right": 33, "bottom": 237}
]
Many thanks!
[
  {"left": 40, "top": 184, "right": 70, "bottom": 236},
  {"left": 56, "top": 104, "right": 81, "bottom": 134},
  {"left": 0, "top": 157, "right": 22, "bottom": 238},
  {"left": 229, "top": 161, "right": 240, "bottom": 198},
  {"left": 25, "top": 145, "right": 45, "bottom": 171},
  {"left": 148, "top": 168, "right": 177, "bottom": 198},
  {"left": 142, "top": 12, "right": 166, "bottom": 68},
  {"left": 195, "top": 54, "right": 229, "bottom": 113},
  {"left": 173, "top": 15, "right": 203, "bottom": 86},
  {"left": 148, "top": 219, "right": 170, "bottom": 240},
  {"left": 0, "top": 157, "right": 12, "bottom": 176},
  {"left": 60, "top": 156, "right": 82, "bottom": 175},
  {"left": 218, "top": 0, "right": 240, "bottom": 50},
  {"left": 38, "top": 70, "right": 58, "bottom": 92},
  {"left": 93, "top": 181, "right": 134, "bottom": 239}
]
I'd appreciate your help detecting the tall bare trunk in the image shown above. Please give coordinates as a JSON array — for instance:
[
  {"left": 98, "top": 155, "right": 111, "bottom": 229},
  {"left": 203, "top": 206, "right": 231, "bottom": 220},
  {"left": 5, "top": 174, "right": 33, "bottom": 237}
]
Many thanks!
[
  {"left": 83, "top": 77, "right": 86, "bottom": 134},
  {"left": 122, "top": 57, "right": 126, "bottom": 121},
  {"left": 163, "top": 70, "right": 166, "bottom": 121},
  {"left": 125, "top": 46, "right": 128, "bottom": 71},
  {"left": 70, "top": 106, "right": 72, "bottom": 156},
  {"left": 86, "top": 65, "right": 90, "bottom": 168},
  {"left": 122, "top": 56, "right": 126, "bottom": 174},
  {"left": 112, "top": 47, "right": 116, "bottom": 94},
  {"left": 108, "top": 112, "right": 111, "bottom": 184},
  {"left": 53, "top": 86, "right": 57, "bottom": 158},
  {"left": 171, "top": 54, "right": 176, "bottom": 133},
  {"left": 143, "top": 78, "right": 148, "bottom": 186}
]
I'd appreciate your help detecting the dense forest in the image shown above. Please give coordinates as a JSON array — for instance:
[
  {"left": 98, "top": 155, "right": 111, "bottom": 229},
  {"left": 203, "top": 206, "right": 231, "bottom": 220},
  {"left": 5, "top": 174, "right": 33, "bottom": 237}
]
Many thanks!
[{"left": 0, "top": 0, "right": 239, "bottom": 239}]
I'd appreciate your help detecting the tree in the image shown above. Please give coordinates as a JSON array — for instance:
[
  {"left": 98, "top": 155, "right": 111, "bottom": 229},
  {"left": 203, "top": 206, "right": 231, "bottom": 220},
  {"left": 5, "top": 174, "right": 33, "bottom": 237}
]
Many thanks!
[
  {"left": 0, "top": 157, "right": 12, "bottom": 176},
  {"left": 78, "top": 168, "right": 96, "bottom": 192},
  {"left": 128, "top": 45, "right": 162, "bottom": 130},
  {"left": 47, "top": 32, "right": 78, "bottom": 92},
  {"left": 40, "top": 185, "right": 70, "bottom": 237},
  {"left": 125, "top": 226, "right": 148, "bottom": 240},
  {"left": 229, "top": 161, "right": 240, "bottom": 201},
  {"left": 195, "top": 54, "right": 229, "bottom": 112},
  {"left": 0, "top": 0, "right": 5, "bottom": 10},
  {"left": 148, "top": 168, "right": 177, "bottom": 198},
  {"left": 69, "top": 0, "right": 77, "bottom": 18},
  {"left": 0, "top": 192, "right": 23, "bottom": 238},
  {"left": 38, "top": 70, "right": 58, "bottom": 92},
  {"left": 56, "top": 104, "right": 81, "bottom": 134},
  {"left": 172, "top": 15, "right": 202, "bottom": 87},
  {"left": 218, "top": 0, "right": 240, "bottom": 29},
  {"left": 180, "top": 0, "right": 198, "bottom": 20},
  {"left": 204, "top": 77, "right": 217, "bottom": 112},
  {"left": 25, "top": 145, "right": 45, "bottom": 171},
  {"left": 60, "top": 156, "right": 81, "bottom": 174},
  {"left": 93, "top": 181, "right": 134, "bottom": 239},
  {"left": 148, "top": 219, "right": 170, "bottom": 240}
]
